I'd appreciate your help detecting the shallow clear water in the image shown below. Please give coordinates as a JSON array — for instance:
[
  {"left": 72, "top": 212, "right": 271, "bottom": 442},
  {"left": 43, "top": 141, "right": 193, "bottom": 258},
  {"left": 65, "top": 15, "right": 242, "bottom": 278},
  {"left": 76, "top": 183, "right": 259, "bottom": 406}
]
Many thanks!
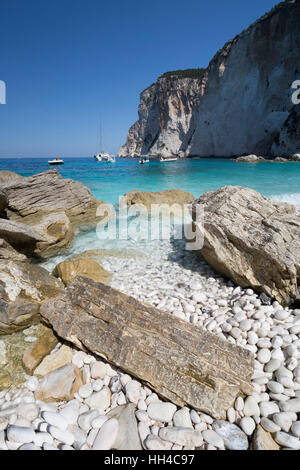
[
  {"left": 1, "top": 156, "right": 300, "bottom": 206},
  {"left": 1, "top": 156, "right": 300, "bottom": 269}
]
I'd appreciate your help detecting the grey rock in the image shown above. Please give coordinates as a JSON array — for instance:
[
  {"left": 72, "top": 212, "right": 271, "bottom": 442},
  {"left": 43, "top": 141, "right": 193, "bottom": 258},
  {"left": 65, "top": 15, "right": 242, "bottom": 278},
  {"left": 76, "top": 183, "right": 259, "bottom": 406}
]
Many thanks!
[
  {"left": 40, "top": 277, "right": 254, "bottom": 420},
  {"left": 212, "top": 420, "right": 248, "bottom": 450},
  {"left": 191, "top": 186, "right": 300, "bottom": 306},
  {"left": 107, "top": 403, "right": 142, "bottom": 450}
]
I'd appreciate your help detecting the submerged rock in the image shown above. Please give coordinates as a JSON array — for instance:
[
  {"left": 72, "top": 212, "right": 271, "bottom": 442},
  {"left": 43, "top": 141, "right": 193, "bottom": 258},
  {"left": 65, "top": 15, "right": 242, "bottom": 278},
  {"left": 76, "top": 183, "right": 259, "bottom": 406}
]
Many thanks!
[
  {"left": 122, "top": 189, "right": 195, "bottom": 214},
  {"left": 191, "top": 186, "right": 300, "bottom": 306},
  {"left": 53, "top": 258, "right": 111, "bottom": 286}
]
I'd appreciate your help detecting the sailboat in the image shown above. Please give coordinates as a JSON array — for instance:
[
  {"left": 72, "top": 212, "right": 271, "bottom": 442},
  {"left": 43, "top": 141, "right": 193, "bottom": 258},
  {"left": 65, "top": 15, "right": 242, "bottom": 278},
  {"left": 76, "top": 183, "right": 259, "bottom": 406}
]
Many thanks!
[{"left": 94, "top": 116, "right": 115, "bottom": 163}]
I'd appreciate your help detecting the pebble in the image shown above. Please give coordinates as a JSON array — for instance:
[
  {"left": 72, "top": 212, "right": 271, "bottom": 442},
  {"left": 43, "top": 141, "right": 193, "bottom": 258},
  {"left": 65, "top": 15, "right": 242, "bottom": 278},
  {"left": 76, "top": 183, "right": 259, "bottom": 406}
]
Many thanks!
[
  {"left": 291, "top": 421, "right": 300, "bottom": 438},
  {"left": 260, "top": 417, "right": 281, "bottom": 433},
  {"left": 173, "top": 408, "right": 193, "bottom": 428},
  {"left": 259, "top": 401, "right": 280, "bottom": 418},
  {"left": 279, "top": 398, "right": 300, "bottom": 413},
  {"left": 239, "top": 417, "right": 256, "bottom": 436},
  {"left": 159, "top": 427, "right": 203, "bottom": 447},
  {"left": 243, "top": 396, "right": 260, "bottom": 417},
  {"left": 42, "top": 411, "right": 68, "bottom": 430},
  {"left": 90, "top": 362, "right": 107, "bottom": 380},
  {"left": 144, "top": 434, "right": 172, "bottom": 450},
  {"left": 85, "top": 387, "right": 111, "bottom": 411},
  {"left": 147, "top": 402, "right": 177, "bottom": 423},
  {"left": 275, "top": 431, "right": 300, "bottom": 450},
  {"left": 202, "top": 429, "right": 224, "bottom": 448},
  {"left": 125, "top": 381, "right": 141, "bottom": 404},
  {"left": 7, "top": 425, "right": 35, "bottom": 444},
  {"left": 48, "top": 425, "right": 75, "bottom": 446},
  {"left": 92, "top": 418, "right": 119, "bottom": 450},
  {"left": 212, "top": 421, "right": 248, "bottom": 450}
]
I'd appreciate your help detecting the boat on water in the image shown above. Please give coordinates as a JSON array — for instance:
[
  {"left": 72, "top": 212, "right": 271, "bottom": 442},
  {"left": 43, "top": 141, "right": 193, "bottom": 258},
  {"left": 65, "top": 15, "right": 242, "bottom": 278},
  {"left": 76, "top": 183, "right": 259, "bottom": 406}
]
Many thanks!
[
  {"left": 139, "top": 158, "right": 150, "bottom": 164},
  {"left": 159, "top": 156, "right": 178, "bottom": 162},
  {"left": 94, "top": 153, "right": 115, "bottom": 163},
  {"left": 48, "top": 157, "right": 64, "bottom": 165},
  {"left": 93, "top": 115, "right": 115, "bottom": 163}
]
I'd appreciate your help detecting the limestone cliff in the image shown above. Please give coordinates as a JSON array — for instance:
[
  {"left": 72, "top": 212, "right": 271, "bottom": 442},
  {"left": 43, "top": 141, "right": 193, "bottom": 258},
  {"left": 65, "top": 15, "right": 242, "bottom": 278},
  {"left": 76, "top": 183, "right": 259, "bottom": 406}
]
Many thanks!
[{"left": 119, "top": 0, "right": 300, "bottom": 158}]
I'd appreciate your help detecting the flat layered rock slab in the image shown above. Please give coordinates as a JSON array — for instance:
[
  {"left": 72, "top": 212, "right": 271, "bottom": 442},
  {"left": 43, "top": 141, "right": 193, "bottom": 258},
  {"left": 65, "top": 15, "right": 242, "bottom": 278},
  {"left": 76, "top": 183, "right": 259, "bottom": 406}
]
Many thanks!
[{"left": 40, "top": 277, "right": 254, "bottom": 419}]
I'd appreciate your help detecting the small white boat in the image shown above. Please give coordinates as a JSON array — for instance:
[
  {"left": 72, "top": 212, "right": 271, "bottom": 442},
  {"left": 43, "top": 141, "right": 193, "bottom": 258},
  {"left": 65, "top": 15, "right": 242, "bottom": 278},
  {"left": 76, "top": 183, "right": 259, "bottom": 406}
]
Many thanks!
[
  {"left": 159, "top": 156, "right": 178, "bottom": 162},
  {"left": 93, "top": 115, "right": 115, "bottom": 163},
  {"left": 139, "top": 158, "right": 150, "bottom": 164},
  {"left": 48, "top": 157, "right": 64, "bottom": 165},
  {"left": 94, "top": 153, "right": 115, "bottom": 163}
]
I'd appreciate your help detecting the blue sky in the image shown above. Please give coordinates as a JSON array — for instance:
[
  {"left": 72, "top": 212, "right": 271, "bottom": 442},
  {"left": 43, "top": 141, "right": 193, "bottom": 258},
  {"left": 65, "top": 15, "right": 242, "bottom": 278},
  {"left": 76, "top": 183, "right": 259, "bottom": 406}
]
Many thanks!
[{"left": 0, "top": 0, "right": 279, "bottom": 157}]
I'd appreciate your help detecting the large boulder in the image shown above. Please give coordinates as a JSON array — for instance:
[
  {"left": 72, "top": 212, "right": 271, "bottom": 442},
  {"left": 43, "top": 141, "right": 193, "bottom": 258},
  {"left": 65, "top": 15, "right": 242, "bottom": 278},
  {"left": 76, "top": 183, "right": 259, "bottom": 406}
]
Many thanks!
[
  {"left": 40, "top": 277, "right": 254, "bottom": 419},
  {"left": 0, "top": 169, "right": 108, "bottom": 258},
  {"left": 53, "top": 257, "right": 111, "bottom": 286},
  {"left": 0, "top": 171, "right": 25, "bottom": 185},
  {"left": 0, "top": 219, "right": 46, "bottom": 257},
  {"left": 122, "top": 189, "right": 195, "bottom": 214},
  {"left": 0, "top": 238, "right": 27, "bottom": 262},
  {"left": 32, "top": 212, "right": 73, "bottom": 259},
  {"left": 0, "top": 191, "right": 7, "bottom": 214},
  {"left": 2, "top": 169, "right": 107, "bottom": 228},
  {"left": 0, "top": 256, "right": 63, "bottom": 334},
  {"left": 190, "top": 186, "right": 300, "bottom": 306}
]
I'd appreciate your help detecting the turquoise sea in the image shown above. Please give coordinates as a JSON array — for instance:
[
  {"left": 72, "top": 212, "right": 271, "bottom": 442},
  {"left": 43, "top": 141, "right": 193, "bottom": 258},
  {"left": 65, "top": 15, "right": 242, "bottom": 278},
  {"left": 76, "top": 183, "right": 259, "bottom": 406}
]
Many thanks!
[
  {"left": 1, "top": 157, "right": 300, "bottom": 207},
  {"left": 1, "top": 156, "right": 300, "bottom": 266}
]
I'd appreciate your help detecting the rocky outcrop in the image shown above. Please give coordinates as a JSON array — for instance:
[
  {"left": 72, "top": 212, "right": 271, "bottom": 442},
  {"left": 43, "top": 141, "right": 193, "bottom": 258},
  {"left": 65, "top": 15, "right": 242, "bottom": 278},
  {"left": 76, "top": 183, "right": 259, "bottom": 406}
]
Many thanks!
[
  {"left": 0, "top": 171, "right": 25, "bottom": 185},
  {"left": 0, "top": 219, "right": 46, "bottom": 257},
  {"left": 190, "top": 186, "right": 300, "bottom": 306},
  {"left": 1, "top": 169, "right": 107, "bottom": 258},
  {"left": 272, "top": 105, "right": 300, "bottom": 157},
  {"left": 0, "top": 191, "right": 7, "bottom": 214},
  {"left": 0, "top": 239, "right": 27, "bottom": 262},
  {"left": 119, "top": 76, "right": 202, "bottom": 157},
  {"left": 1, "top": 169, "right": 106, "bottom": 227},
  {"left": 0, "top": 250, "right": 63, "bottom": 334},
  {"left": 53, "top": 258, "right": 111, "bottom": 286},
  {"left": 120, "top": 1, "right": 300, "bottom": 158},
  {"left": 235, "top": 155, "right": 265, "bottom": 163},
  {"left": 122, "top": 189, "right": 195, "bottom": 212},
  {"left": 32, "top": 212, "right": 73, "bottom": 258},
  {"left": 40, "top": 277, "right": 254, "bottom": 419}
]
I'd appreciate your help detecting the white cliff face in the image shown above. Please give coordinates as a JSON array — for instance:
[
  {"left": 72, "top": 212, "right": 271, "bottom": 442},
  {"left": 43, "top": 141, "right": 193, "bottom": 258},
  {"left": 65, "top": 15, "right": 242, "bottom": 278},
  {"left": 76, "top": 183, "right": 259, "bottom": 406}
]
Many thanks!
[
  {"left": 118, "top": 77, "right": 202, "bottom": 157},
  {"left": 119, "top": 0, "right": 300, "bottom": 158}
]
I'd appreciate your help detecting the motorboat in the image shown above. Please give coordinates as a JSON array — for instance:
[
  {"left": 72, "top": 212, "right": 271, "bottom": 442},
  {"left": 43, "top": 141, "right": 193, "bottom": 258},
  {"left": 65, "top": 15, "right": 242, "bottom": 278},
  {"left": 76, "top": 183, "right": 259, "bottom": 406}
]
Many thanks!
[
  {"left": 139, "top": 158, "right": 150, "bottom": 164},
  {"left": 48, "top": 157, "right": 64, "bottom": 165},
  {"left": 159, "top": 156, "right": 178, "bottom": 162}
]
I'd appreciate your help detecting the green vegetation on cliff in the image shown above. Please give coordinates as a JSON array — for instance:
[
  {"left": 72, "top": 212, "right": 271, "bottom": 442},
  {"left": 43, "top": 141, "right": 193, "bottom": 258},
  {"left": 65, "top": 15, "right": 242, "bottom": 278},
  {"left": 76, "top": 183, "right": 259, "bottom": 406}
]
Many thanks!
[{"left": 159, "top": 68, "right": 206, "bottom": 80}]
